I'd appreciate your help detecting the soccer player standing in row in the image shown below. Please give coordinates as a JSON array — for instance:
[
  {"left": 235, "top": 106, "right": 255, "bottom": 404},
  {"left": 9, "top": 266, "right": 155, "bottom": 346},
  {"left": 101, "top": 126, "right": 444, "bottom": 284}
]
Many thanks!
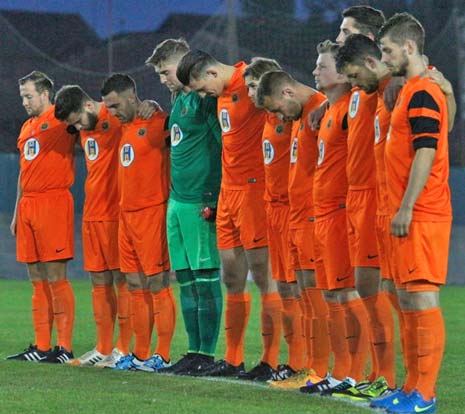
[
  {"left": 177, "top": 51, "right": 281, "bottom": 377},
  {"left": 54, "top": 85, "right": 135, "bottom": 367},
  {"left": 375, "top": 14, "right": 452, "bottom": 413},
  {"left": 254, "top": 69, "right": 330, "bottom": 388},
  {"left": 8, "top": 71, "right": 76, "bottom": 363},
  {"left": 101, "top": 74, "right": 177, "bottom": 372},
  {"left": 146, "top": 38, "right": 223, "bottom": 375}
]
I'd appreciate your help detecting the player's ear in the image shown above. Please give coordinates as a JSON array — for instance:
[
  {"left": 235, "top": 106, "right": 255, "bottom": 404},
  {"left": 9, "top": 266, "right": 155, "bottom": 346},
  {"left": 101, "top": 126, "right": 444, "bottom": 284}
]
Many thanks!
[
  {"left": 83, "top": 100, "right": 93, "bottom": 111},
  {"left": 405, "top": 39, "right": 416, "bottom": 55},
  {"left": 206, "top": 68, "right": 218, "bottom": 78},
  {"left": 365, "top": 56, "right": 377, "bottom": 70},
  {"left": 282, "top": 87, "right": 294, "bottom": 98}
]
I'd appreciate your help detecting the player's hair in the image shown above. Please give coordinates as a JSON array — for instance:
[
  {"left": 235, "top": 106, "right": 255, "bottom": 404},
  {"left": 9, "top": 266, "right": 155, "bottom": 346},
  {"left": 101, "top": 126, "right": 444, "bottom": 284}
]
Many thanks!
[
  {"left": 317, "top": 40, "right": 340, "bottom": 58},
  {"left": 335, "top": 34, "right": 382, "bottom": 73},
  {"left": 342, "top": 5, "right": 385, "bottom": 38},
  {"left": 243, "top": 57, "right": 281, "bottom": 80},
  {"left": 101, "top": 73, "right": 137, "bottom": 96},
  {"left": 379, "top": 12, "right": 425, "bottom": 54},
  {"left": 145, "top": 38, "right": 190, "bottom": 67},
  {"left": 18, "top": 71, "right": 54, "bottom": 99},
  {"left": 176, "top": 49, "right": 218, "bottom": 86},
  {"left": 54, "top": 85, "right": 92, "bottom": 121},
  {"left": 255, "top": 70, "right": 296, "bottom": 107}
]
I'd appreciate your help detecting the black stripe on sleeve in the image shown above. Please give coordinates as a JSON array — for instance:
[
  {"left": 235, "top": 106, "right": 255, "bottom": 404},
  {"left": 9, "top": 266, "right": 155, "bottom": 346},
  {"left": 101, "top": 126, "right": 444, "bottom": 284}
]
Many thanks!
[
  {"left": 413, "top": 136, "right": 438, "bottom": 150},
  {"left": 342, "top": 113, "right": 348, "bottom": 131},
  {"left": 407, "top": 90, "right": 440, "bottom": 112},
  {"left": 409, "top": 116, "right": 440, "bottom": 135}
]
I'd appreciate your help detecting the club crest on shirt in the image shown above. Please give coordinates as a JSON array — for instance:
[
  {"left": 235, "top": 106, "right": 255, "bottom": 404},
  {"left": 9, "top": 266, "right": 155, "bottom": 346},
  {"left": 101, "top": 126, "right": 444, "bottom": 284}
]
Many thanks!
[
  {"left": 171, "top": 124, "right": 183, "bottom": 147},
  {"left": 24, "top": 138, "right": 40, "bottom": 161},
  {"left": 349, "top": 91, "right": 360, "bottom": 118},
  {"left": 102, "top": 120, "right": 110, "bottom": 131},
  {"left": 374, "top": 116, "right": 381, "bottom": 144},
  {"left": 137, "top": 128, "right": 147, "bottom": 137},
  {"left": 275, "top": 124, "right": 284, "bottom": 134},
  {"left": 219, "top": 109, "right": 231, "bottom": 132},
  {"left": 181, "top": 106, "right": 188, "bottom": 116},
  {"left": 317, "top": 139, "right": 325, "bottom": 166},
  {"left": 290, "top": 137, "right": 298, "bottom": 164},
  {"left": 84, "top": 138, "right": 99, "bottom": 161},
  {"left": 120, "top": 143, "right": 135, "bottom": 167},
  {"left": 262, "top": 139, "right": 275, "bottom": 165},
  {"left": 232, "top": 94, "right": 239, "bottom": 103},
  {"left": 40, "top": 122, "right": 49, "bottom": 131}
]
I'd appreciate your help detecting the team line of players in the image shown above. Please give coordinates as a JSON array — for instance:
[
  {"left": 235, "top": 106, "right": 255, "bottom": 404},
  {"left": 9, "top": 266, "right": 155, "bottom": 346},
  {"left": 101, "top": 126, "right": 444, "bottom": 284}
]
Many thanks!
[{"left": 8, "top": 6, "right": 453, "bottom": 414}]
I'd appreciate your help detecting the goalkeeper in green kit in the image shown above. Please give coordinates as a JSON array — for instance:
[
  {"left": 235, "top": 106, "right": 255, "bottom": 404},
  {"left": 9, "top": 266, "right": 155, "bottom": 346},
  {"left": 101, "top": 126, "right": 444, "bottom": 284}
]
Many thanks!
[{"left": 146, "top": 39, "right": 223, "bottom": 375}]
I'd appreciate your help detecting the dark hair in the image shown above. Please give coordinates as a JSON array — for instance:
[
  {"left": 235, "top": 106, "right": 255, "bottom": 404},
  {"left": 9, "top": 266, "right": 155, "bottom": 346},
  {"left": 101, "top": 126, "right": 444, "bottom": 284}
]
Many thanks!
[
  {"left": 176, "top": 49, "right": 218, "bottom": 86},
  {"left": 335, "top": 33, "right": 381, "bottom": 73},
  {"left": 101, "top": 73, "right": 136, "bottom": 96},
  {"left": 54, "top": 85, "right": 92, "bottom": 121},
  {"left": 145, "top": 38, "right": 190, "bottom": 67},
  {"left": 18, "top": 71, "right": 54, "bottom": 99},
  {"left": 256, "top": 70, "right": 296, "bottom": 107},
  {"left": 243, "top": 57, "right": 281, "bottom": 80},
  {"left": 379, "top": 12, "right": 425, "bottom": 54},
  {"left": 317, "top": 39, "right": 340, "bottom": 58},
  {"left": 342, "top": 5, "right": 385, "bottom": 38}
]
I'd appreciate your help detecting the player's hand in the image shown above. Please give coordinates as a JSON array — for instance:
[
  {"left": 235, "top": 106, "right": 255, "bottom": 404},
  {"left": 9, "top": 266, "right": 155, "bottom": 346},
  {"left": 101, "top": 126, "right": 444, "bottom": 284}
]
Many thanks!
[
  {"left": 309, "top": 100, "right": 328, "bottom": 130},
  {"left": 390, "top": 206, "right": 412, "bottom": 237},
  {"left": 138, "top": 100, "right": 162, "bottom": 119},
  {"left": 422, "top": 69, "right": 453, "bottom": 96},
  {"left": 10, "top": 216, "right": 17, "bottom": 237},
  {"left": 383, "top": 76, "right": 404, "bottom": 112}
]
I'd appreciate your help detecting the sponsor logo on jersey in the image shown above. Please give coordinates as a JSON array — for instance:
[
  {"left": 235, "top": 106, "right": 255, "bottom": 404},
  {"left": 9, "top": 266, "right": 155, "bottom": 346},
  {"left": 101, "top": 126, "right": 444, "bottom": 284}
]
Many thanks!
[
  {"left": 262, "top": 139, "right": 275, "bottom": 165},
  {"left": 219, "top": 109, "right": 231, "bottom": 132},
  {"left": 275, "top": 124, "right": 284, "bottom": 134},
  {"left": 84, "top": 138, "right": 99, "bottom": 161},
  {"left": 137, "top": 128, "right": 147, "bottom": 137},
  {"left": 374, "top": 115, "right": 381, "bottom": 144},
  {"left": 349, "top": 91, "right": 360, "bottom": 118},
  {"left": 120, "top": 143, "right": 134, "bottom": 167},
  {"left": 232, "top": 94, "right": 239, "bottom": 103},
  {"left": 317, "top": 139, "right": 325, "bottom": 166},
  {"left": 102, "top": 120, "right": 109, "bottom": 131},
  {"left": 24, "top": 138, "right": 40, "bottom": 161},
  {"left": 171, "top": 124, "right": 183, "bottom": 146},
  {"left": 40, "top": 122, "right": 49, "bottom": 131},
  {"left": 290, "top": 137, "right": 298, "bottom": 164}
]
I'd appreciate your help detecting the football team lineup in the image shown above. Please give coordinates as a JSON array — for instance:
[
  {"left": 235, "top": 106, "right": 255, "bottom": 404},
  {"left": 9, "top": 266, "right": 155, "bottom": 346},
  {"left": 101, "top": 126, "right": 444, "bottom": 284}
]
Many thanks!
[{"left": 4, "top": 6, "right": 458, "bottom": 414}]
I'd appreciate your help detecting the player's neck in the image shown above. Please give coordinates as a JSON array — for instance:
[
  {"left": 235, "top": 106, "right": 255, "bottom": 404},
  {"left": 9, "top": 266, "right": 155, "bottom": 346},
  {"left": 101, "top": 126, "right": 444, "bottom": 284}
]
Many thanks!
[
  {"left": 36, "top": 101, "right": 52, "bottom": 117},
  {"left": 406, "top": 56, "right": 427, "bottom": 80},
  {"left": 326, "top": 83, "right": 351, "bottom": 106},
  {"left": 296, "top": 84, "right": 317, "bottom": 105},
  {"left": 221, "top": 64, "right": 238, "bottom": 88},
  {"left": 94, "top": 101, "right": 103, "bottom": 114}
]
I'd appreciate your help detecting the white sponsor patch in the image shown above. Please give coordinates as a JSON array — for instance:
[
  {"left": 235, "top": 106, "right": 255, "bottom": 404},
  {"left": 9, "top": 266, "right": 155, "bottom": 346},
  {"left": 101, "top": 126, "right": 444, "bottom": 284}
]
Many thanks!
[
  {"left": 84, "top": 138, "right": 99, "bottom": 161},
  {"left": 317, "top": 139, "right": 325, "bottom": 166},
  {"left": 24, "top": 138, "right": 40, "bottom": 161},
  {"left": 219, "top": 109, "right": 231, "bottom": 132},
  {"left": 120, "top": 143, "right": 135, "bottom": 167},
  {"left": 349, "top": 91, "right": 360, "bottom": 119},
  {"left": 262, "top": 139, "right": 275, "bottom": 165},
  {"left": 171, "top": 123, "right": 183, "bottom": 147},
  {"left": 290, "top": 137, "right": 298, "bottom": 164}
]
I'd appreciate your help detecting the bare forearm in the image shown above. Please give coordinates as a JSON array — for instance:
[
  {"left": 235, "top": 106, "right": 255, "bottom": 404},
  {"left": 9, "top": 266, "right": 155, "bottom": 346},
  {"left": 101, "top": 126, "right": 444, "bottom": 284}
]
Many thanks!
[{"left": 445, "top": 92, "right": 456, "bottom": 132}]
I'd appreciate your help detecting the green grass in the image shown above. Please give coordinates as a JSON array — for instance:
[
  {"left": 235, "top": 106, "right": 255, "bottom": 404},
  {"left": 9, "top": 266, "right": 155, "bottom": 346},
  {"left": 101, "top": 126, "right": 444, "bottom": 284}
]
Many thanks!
[{"left": 0, "top": 279, "right": 463, "bottom": 414}]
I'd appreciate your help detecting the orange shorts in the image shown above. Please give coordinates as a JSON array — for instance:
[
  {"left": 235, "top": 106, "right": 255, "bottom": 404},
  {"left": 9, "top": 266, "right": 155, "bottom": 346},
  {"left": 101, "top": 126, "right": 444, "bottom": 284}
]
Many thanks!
[
  {"left": 288, "top": 224, "right": 315, "bottom": 272},
  {"left": 375, "top": 215, "right": 394, "bottom": 280},
  {"left": 119, "top": 203, "right": 170, "bottom": 275},
  {"left": 314, "top": 208, "right": 354, "bottom": 291},
  {"left": 265, "top": 202, "right": 294, "bottom": 282},
  {"left": 216, "top": 184, "right": 268, "bottom": 250},
  {"left": 346, "top": 188, "right": 380, "bottom": 267},
  {"left": 16, "top": 189, "right": 74, "bottom": 263},
  {"left": 391, "top": 220, "right": 451, "bottom": 287},
  {"left": 82, "top": 220, "right": 119, "bottom": 272}
]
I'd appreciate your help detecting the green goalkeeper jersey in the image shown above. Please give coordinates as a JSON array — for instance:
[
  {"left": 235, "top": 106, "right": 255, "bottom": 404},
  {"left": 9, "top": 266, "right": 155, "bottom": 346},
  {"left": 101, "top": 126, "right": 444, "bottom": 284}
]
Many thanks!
[{"left": 169, "top": 91, "right": 222, "bottom": 204}]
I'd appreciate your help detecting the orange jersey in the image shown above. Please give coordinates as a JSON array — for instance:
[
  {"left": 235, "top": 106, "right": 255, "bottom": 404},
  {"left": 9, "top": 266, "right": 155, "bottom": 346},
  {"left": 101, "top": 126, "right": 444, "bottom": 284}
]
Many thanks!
[
  {"left": 386, "top": 75, "right": 451, "bottom": 221},
  {"left": 374, "top": 77, "right": 392, "bottom": 216},
  {"left": 288, "top": 92, "right": 327, "bottom": 227},
  {"left": 119, "top": 112, "right": 170, "bottom": 212},
  {"left": 262, "top": 113, "right": 292, "bottom": 203},
  {"left": 18, "top": 105, "right": 74, "bottom": 193},
  {"left": 218, "top": 62, "right": 266, "bottom": 189},
  {"left": 80, "top": 104, "right": 121, "bottom": 221},
  {"left": 313, "top": 92, "right": 351, "bottom": 217},
  {"left": 346, "top": 88, "right": 377, "bottom": 189}
]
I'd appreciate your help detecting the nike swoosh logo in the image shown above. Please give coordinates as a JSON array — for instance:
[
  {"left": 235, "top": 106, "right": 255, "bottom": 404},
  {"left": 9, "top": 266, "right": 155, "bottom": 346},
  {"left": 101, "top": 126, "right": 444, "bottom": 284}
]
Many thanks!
[
  {"left": 55, "top": 248, "right": 65, "bottom": 253},
  {"left": 253, "top": 237, "right": 265, "bottom": 243},
  {"left": 199, "top": 257, "right": 211, "bottom": 262},
  {"left": 310, "top": 258, "right": 315, "bottom": 263},
  {"left": 415, "top": 404, "right": 435, "bottom": 413},
  {"left": 367, "top": 254, "right": 378, "bottom": 259},
  {"left": 336, "top": 276, "right": 350, "bottom": 281},
  {"left": 157, "top": 261, "right": 168, "bottom": 267},
  {"left": 408, "top": 268, "right": 417, "bottom": 274}
]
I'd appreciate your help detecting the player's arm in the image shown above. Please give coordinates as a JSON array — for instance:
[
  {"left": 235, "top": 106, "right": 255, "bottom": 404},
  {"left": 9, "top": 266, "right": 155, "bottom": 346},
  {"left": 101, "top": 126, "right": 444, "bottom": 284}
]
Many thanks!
[
  {"left": 138, "top": 99, "right": 162, "bottom": 119},
  {"left": 10, "top": 171, "right": 23, "bottom": 237},
  {"left": 383, "top": 76, "right": 405, "bottom": 112},
  {"left": 310, "top": 99, "right": 329, "bottom": 130}
]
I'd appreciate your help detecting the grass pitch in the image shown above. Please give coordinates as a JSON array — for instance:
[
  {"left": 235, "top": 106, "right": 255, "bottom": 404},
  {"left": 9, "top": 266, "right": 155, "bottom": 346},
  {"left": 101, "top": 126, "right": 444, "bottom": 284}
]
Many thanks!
[{"left": 0, "top": 279, "right": 463, "bottom": 414}]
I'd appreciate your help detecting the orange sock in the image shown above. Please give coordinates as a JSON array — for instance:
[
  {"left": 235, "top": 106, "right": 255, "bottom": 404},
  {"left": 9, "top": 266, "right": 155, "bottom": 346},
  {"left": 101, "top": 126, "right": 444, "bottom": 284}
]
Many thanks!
[
  {"left": 49, "top": 279, "right": 75, "bottom": 351},
  {"left": 31, "top": 280, "right": 53, "bottom": 351},
  {"left": 362, "top": 292, "right": 396, "bottom": 387},
  {"left": 414, "top": 307, "right": 445, "bottom": 400},
  {"left": 308, "top": 288, "right": 330, "bottom": 377},
  {"left": 301, "top": 288, "right": 314, "bottom": 369},
  {"left": 260, "top": 292, "right": 282, "bottom": 369},
  {"left": 281, "top": 296, "right": 305, "bottom": 371},
  {"left": 92, "top": 285, "right": 116, "bottom": 355},
  {"left": 388, "top": 291, "right": 407, "bottom": 373},
  {"left": 342, "top": 298, "right": 370, "bottom": 382},
  {"left": 402, "top": 310, "right": 419, "bottom": 393},
  {"left": 152, "top": 287, "right": 177, "bottom": 362},
  {"left": 115, "top": 282, "right": 132, "bottom": 354},
  {"left": 327, "top": 301, "right": 350, "bottom": 380},
  {"left": 225, "top": 292, "right": 251, "bottom": 366},
  {"left": 130, "top": 289, "right": 153, "bottom": 360}
]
